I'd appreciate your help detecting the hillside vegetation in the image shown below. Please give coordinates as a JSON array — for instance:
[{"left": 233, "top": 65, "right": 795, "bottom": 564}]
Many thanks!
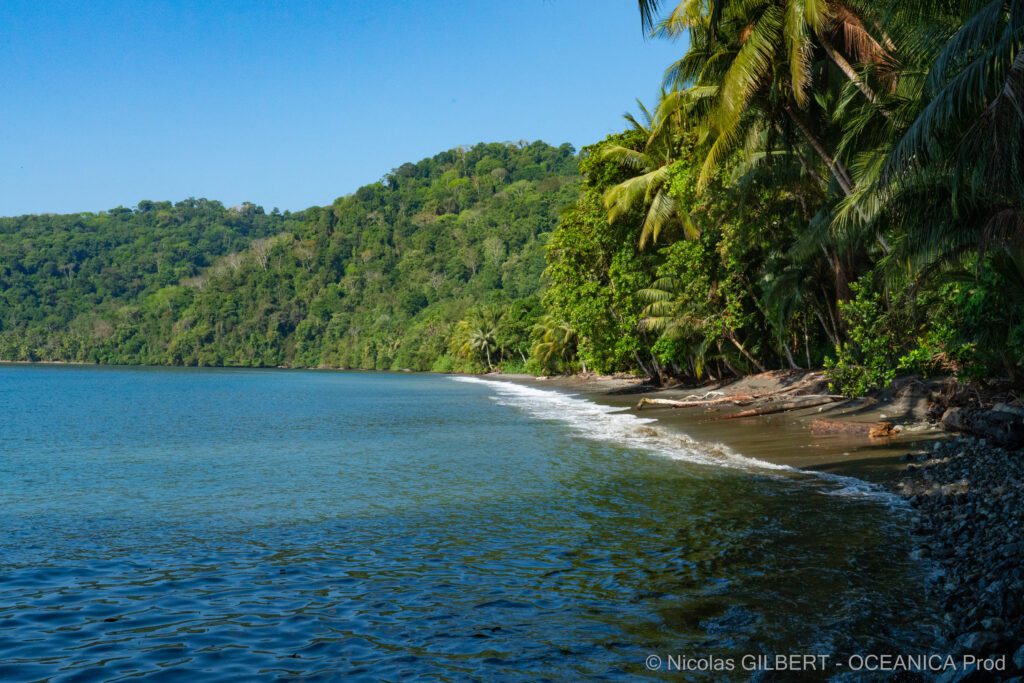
[
  {"left": 0, "top": 142, "right": 578, "bottom": 370},
  {"left": 5, "top": 0, "right": 1024, "bottom": 394}
]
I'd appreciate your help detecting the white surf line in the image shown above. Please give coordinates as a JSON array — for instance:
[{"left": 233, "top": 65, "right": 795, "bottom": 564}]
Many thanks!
[{"left": 452, "top": 376, "right": 904, "bottom": 505}]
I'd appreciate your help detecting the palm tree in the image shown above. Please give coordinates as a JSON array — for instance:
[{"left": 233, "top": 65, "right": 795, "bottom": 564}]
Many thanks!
[
  {"left": 640, "top": 0, "right": 892, "bottom": 106},
  {"left": 639, "top": 275, "right": 768, "bottom": 376},
  {"left": 601, "top": 96, "right": 698, "bottom": 248},
  {"left": 638, "top": 0, "right": 893, "bottom": 194},
  {"left": 888, "top": 0, "right": 1023, "bottom": 225},
  {"left": 530, "top": 315, "right": 578, "bottom": 373},
  {"left": 454, "top": 309, "right": 503, "bottom": 371},
  {"left": 833, "top": 0, "right": 1024, "bottom": 280}
]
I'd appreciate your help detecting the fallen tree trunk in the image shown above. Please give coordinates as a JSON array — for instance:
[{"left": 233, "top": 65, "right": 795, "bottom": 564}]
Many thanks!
[
  {"left": 810, "top": 418, "right": 900, "bottom": 438},
  {"left": 636, "top": 395, "right": 754, "bottom": 410},
  {"left": 720, "top": 396, "right": 844, "bottom": 420},
  {"left": 634, "top": 374, "right": 828, "bottom": 411}
]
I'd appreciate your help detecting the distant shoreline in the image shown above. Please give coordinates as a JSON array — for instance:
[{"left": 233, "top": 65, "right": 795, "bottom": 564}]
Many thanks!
[
  {"left": 8, "top": 360, "right": 1021, "bottom": 663},
  {"left": 0, "top": 362, "right": 941, "bottom": 480}
]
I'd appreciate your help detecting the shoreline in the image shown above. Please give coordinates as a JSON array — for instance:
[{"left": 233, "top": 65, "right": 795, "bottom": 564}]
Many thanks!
[
  {"left": 481, "top": 372, "right": 1024, "bottom": 676},
  {"left": 490, "top": 370, "right": 943, "bottom": 483},
  {"left": 6, "top": 362, "right": 1022, "bottom": 673},
  {"left": 0, "top": 361, "right": 944, "bottom": 481},
  {"left": 898, "top": 439, "right": 1024, "bottom": 676}
]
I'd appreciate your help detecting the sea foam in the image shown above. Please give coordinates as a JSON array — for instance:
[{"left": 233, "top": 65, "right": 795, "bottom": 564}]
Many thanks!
[{"left": 452, "top": 376, "right": 904, "bottom": 505}]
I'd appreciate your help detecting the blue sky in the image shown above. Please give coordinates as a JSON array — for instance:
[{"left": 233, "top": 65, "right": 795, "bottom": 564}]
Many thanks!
[{"left": 0, "top": 1, "right": 684, "bottom": 216}]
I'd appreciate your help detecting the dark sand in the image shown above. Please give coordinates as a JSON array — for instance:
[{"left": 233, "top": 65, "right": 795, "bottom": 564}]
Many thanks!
[{"left": 490, "top": 372, "right": 943, "bottom": 483}]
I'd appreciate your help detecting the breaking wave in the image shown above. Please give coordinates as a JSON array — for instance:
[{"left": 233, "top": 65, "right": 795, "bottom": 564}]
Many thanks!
[{"left": 452, "top": 376, "right": 903, "bottom": 505}]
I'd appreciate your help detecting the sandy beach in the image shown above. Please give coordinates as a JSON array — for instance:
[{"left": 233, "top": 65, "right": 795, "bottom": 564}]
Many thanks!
[{"left": 490, "top": 370, "right": 944, "bottom": 483}]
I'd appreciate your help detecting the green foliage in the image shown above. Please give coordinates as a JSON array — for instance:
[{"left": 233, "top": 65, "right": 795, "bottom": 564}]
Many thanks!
[
  {"left": 921, "top": 248, "right": 1024, "bottom": 381},
  {"left": 0, "top": 143, "right": 580, "bottom": 371},
  {"left": 7, "top": 0, "right": 1024, "bottom": 388},
  {"left": 593, "top": 0, "right": 1024, "bottom": 387},
  {"left": 542, "top": 116, "right": 821, "bottom": 381},
  {"left": 529, "top": 315, "right": 578, "bottom": 374},
  {"left": 825, "top": 249, "right": 1024, "bottom": 395},
  {"left": 824, "top": 281, "right": 901, "bottom": 396},
  {"left": 539, "top": 137, "right": 653, "bottom": 374}
]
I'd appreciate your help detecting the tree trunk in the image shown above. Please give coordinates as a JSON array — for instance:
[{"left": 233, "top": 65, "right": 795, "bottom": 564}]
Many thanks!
[
  {"left": 635, "top": 378, "right": 825, "bottom": 410},
  {"left": 803, "top": 318, "right": 812, "bottom": 369},
  {"left": 821, "top": 281, "right": 845, "bottom": 336},
  {"left": 784, "top": 104, "right": 855, "bottom": 196},
  {"left": 818, "top": 33, "right": 891, "bottom": 119},
  {"left": 823, "top": 246, "right": 852, "bottom": 302},
  {"left": 814, "top": 303, "right": 840, "bottom": 348},
  {"left": 633, "top": 351, "right": 650, "bottom": 379},
  {"left": 727, "top": 332, "right": 767, "bottom": 373},
  {"left": 784, "top": 104, "right": 893, "bottom": 254},
  {"left": 637, "top": 396, "right": 745, "bottom": 410},
  {"left": 649, "top": 352, "right": 664, "bottom": 383},
  {"left": 783, "top": 341, "right": 799, "bottom": 370},
  {"left": 721, "top": 395, "right": 844, "bottom": 419}
]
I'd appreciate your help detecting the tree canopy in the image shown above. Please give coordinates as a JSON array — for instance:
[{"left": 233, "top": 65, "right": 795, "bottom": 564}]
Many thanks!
[
  {"left": 4, "top": 1, "right": 1022, "bottom": 392},
  {"left": 0, "top": 142, "right": 579, "bottom": 371},
  {"left": 533, "top": 0, "right": 1023, "bottom": 391}
]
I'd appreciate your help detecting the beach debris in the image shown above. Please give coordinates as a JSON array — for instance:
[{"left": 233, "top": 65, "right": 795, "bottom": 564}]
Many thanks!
[
  {"left": 868, "top": 421, "right": 897, "bottom": 439},
  {"left": 810, "top": 418, "right": 898, "bottom": 437},
  {"left": 634, "top": 373, "right": 829, "bottom": 411},
  {"left": 635, "top": 395, "right": 754, "bottom": 410},
  {"left": 719, "top": 395, "right": 845, "bottom": 420}
]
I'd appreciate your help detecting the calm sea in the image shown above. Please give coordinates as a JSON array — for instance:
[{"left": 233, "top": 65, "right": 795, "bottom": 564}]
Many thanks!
[{"left": 0, "top": 366, "right": 942, "bottom": 680}]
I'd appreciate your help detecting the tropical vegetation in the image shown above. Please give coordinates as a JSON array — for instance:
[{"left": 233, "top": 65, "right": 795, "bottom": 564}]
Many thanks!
[
  {"left": 2, "top": 1, "right": 1022, "bottom": 394},
  {"left": 0, "top": 143, "right": 577, "bottom": 371},
  {"left": 538, "top": 0, "right": 1023, "bottom": 392}
]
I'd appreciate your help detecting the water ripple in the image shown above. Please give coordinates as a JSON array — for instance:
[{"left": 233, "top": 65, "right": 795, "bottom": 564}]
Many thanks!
[{"left": 0, "top": 367, "right": 943, "bottom": 680}]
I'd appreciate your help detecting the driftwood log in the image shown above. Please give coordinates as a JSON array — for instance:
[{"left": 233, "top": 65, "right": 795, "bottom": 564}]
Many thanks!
[
  {"left": 810, "top": 418, "right": 898, "bottom": 438},
  {"left": 634, "top": 373, "right": 829, "bottom": 411},
  {"left": 636, "top": 395, "right": 755, "bottom": 410},
  {"left": 810, "top": 419, "right": 900, "bottom": 438},
  {"left": 719, "top": 395, "right": 844, "bottom": 420}
]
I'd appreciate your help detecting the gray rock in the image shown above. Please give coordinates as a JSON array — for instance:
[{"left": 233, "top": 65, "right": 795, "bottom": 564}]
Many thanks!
[
  {"left": 1014, "top": 643, "right": 1024, "bottom": 670},
  {"left": 942, "top": 407, "right": 965, "bottom": 431},
  {"left": 936, "top": 662, "right": 983, "bottom": 683},
  {"left": 956, "top": 630, "right": 1000, "bottom": 654},
  {"left": 980, "top": 617, "right": 1005, "bottom": 632}
]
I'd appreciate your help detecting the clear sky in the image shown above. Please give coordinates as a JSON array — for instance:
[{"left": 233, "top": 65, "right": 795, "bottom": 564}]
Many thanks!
[{"left": 0, "top": 1, "right": 684, "bottom": 216}]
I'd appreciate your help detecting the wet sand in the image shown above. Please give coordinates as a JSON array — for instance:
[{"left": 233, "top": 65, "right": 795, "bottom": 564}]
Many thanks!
[{"left": 489, "top": 372, "right": 945, "bottom": 483}]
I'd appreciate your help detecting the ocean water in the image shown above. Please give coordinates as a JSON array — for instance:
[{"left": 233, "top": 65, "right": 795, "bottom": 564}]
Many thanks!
[{"left": 0, "top": 366, "right": 943, "bottom": 681}]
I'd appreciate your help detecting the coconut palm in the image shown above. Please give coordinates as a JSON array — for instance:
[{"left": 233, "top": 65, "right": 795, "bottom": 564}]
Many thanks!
[
  {"left": 640, "top": 0, "right": 893, "bottom": 106},
  {"left": 601, "top": 96, "right": 699, "bottom": 248},
  {"left": 639, "top": 275, "right": 768, "bottom": 376},
  {"left": 453, "top": 309, "right": 503, "bottom": 371},
  {"left": 530, "top": 315, "right": 578, "bottom": 373},
  {"left": 638, "top": 0, "right": 895, "bottom": 196},
  {"left": 831, "top": 0, "right": 1024, "bottom": 281}
]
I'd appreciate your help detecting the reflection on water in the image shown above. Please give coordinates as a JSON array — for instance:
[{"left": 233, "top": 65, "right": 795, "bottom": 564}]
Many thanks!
[{"left": 0, "top": 367, "right": 942, "bottom": 680}]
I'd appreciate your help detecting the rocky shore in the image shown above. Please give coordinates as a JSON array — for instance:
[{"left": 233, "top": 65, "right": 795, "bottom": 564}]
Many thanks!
[
  {"left": 898, "top": 437, "right": 1024, "bottom": 680},
  {"left": 514, "top": 371, "right": 1024, "bottom": 677}
]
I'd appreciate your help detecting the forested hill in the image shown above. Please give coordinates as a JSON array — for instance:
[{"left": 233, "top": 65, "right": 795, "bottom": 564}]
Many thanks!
[{"left": 0, "top": 141, "right": 580, "bottom": 370}]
